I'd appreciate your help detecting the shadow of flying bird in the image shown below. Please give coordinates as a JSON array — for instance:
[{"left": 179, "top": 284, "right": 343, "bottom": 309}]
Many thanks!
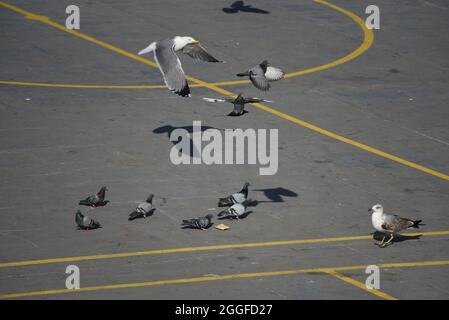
[{"left": 223, "top": 1, "right": 270, "bottom": 14}]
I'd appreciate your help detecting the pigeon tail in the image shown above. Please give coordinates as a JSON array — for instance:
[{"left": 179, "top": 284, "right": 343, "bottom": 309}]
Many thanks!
[
  {"left": 236, "top": 72, "right": 250, "bottom": 77},
  {"left": 78, "top": 199, "right": 92, "bottom": 206},
  {"left": 128, "top": 211, "right": 142, "bottom": 221}
]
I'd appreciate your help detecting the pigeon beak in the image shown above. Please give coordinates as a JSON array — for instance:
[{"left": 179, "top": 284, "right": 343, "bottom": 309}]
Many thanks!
[{"left": 191, "top": 40, "right": 200, "bottom": 45}]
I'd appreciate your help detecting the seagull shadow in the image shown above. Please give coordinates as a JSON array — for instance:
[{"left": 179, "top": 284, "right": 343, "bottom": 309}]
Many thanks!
[
  {"left": 78, "top": 200, "right": 109, "bottom": 208},
  {"left": 223, "top": 1, "right": 270, "bottom": 14},
  {"left": 218, "top": 210, "right": 253, "bottom": 220},
  {"left": 252, "top": 187, "right": 298, "bottom": 205},
  {"left": 372, "top": 231, "right": 422, "bottom": 244},
  {"left": 153, "top": 124, "right": 222, "bottom": 158}
]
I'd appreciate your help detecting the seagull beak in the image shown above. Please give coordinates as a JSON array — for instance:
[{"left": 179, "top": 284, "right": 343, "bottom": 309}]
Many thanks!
[
  {"left": 368, "top": 208, "right": 373, "bottom": 214},
  {"left": 191, "top": 40, "right": 200, "bottom": 45}
]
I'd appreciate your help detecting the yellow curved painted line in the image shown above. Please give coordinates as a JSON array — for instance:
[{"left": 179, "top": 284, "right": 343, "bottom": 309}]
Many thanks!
[{"left": 0, "top": 0, "right": 372, "bottom": 89}]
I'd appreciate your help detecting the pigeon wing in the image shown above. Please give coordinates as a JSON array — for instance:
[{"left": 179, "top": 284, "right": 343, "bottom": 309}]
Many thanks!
[
  {"left": 249, "top": 69, "right": 270, "bottom": 91},
  {"left": 182, "top": 44, "right": 222, "bottom": 62},
  {"left": 265, "top": 66, "right": 285, "bottom": 81},
  {"left": 154, "top": 41, "right": 190, "bottom": 97}
]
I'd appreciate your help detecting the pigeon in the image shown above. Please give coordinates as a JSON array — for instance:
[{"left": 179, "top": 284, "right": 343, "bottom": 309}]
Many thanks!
[
  {"left": 236, "top": 60, "right": 284, "bottom": 91},
  {"left": 138, "top": 36, "right": 222, "bottom": 97},
  {"left": 76, "top": 210, "right": 101, "bottom": 230},
  {"left": 128, "top": 194, "right": 154, "bottom": 221},
  {"left": 369, "top": 204, "right": 423, "bottom": 248},
  {"left": 218, "top": 182, "right": 250, "bottom": 207},
  {"left": 218, "top": 203, "right": 246, "bottom": 220},
  {"left": 78, "top": 186, "right": 107, "bottom": 207},
  {"left": 181, "top": 214, "right": 214, "bottom": 230},
  {"left": 203, "top": 93, "right": 273, "bottom": 116}
]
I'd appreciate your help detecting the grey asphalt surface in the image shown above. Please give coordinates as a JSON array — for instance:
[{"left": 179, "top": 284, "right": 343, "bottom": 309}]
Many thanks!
[{"left": 0, "top": 0, "right": 448, "bottom": 300}]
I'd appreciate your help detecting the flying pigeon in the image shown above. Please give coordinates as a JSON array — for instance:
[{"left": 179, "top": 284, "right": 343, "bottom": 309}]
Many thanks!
[
  {"left": 181, "top": 214, "right": 214, "bottom": 230},
  {"left": 76, "top": 210, "right": 101, "bottom": 230},
  {"left": 203, "top": 93, "right": 273, "bottom": 116},
  {"left": 218, "top": 182, "right": 250, "bottom": 207},
  {"left": 78, "top": 186, "right": 107, "bottom": 207},
  {"left": 218, "top": 203, "right": 246, "bottom": 220},
  {"left": 138, "top": 36, "right": 222, "bottom": 97},
  {"left": 128, "top": 194, "right": 154, "bottom": 221},
  {"left": 369, "top": 204, "right": 423, "bottom": 248},
  {"left": 236, "top": 60, "right": 284, "bottom": 91},
  {"left": 222, "top": 1, "right": 270, "bottom": 14}
]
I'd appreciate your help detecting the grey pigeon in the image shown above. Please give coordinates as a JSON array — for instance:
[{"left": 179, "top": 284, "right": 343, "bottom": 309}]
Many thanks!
[
  {"left": 236, "top": 60, "right": 284, "bottom": 91},
  {"left": 369, "top": 204, "right": 423, "bottom": 248},
  {"left": 76, "top": 210, "right": 101, "bottom": 230},
  {"left": 138, "top": 36, "right": 222, "bottom": 97},
  {"left": 129, "top": 194, "right": 154, "bottom": 221},
  {"left": 79, "top": 186, "right": 107, "bottom": 207},
  {"left": 218, "top": 203, "right": 246, "bottom": 220},
  {"left": 203, "top": 93, "right": 273, "bottom": 116},
  {"left": 181, "top": 214, "right": 213, "bottom": 230},
  {"left": 218, "top": 182, "right": 250, "bottom": 207}
]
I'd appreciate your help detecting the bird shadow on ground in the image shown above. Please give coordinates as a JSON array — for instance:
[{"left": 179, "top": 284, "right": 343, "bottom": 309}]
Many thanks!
[
  {"left": 218, "top": 210, "right": 253, "bottom": 220},
  {"left": 250, "top": 187, "right": 298, "bottom": 206},
  {"left": 153, "top": 124, "right": 222, "bottom": 157},
  {"left": 222, "top": 1, "right": 270, "bottom": 14},
  {"left": 128, "top": 208, "right": 156, "bottom": 221},
  {"left": 78, "top": 200, "right": 109, "bottom": 207},
  {"left": 372, "top": 231, "right": 422, "bottom": 244}
]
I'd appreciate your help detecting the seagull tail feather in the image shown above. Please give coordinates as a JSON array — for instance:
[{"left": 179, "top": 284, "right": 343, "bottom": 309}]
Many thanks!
[
  {"left": 411, "top": 220, "right": 423, "bottom": 228},
  {"left": 236, "top": 72, "right": 250, "bottom": 77}
]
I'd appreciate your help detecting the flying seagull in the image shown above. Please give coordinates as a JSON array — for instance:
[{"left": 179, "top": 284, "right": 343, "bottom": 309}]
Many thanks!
[
  {"left": 237, "top": 60, "right": 284, "bottom": 91},
  {"left": 369, "top": 204, "right": 423, "bottom": 248},
  {"left": 203, "top": 93, "right": 273, "bottom": 116},
  {"left": 218, "top": 182, "right": 250, "bottom": 207},
  {"left": 76, "top": 210, "right": 101, "bottom": 230},
  {"left": 218, "top": 203, "right": 246, "bottom": 220},
  {"left": 128, "top": 194, "right": 154, "bottom": 221},
  {"left": 181, "top": 214, "right": 214, "bottom": 230},
  {"left": 79, "top": 186, "right": 107, "bottom": 207},
  {"left": 138, "top": 36, "right": 222, "bottom": 97}
]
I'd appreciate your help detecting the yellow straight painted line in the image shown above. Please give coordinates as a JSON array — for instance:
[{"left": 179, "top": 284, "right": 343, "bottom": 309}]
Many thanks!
[
  {"left": 0, "top": 81, "right": 168, "bottom": 89},
  {"left": 1, "top": 260, "right": 448, "bottom": 299},
  {"left": 1, "top": 230, "right": 448, "bottom": 269},
  {"left": 1, "top": 0, "right": 448, "bottom": 182},
  {"left": 324, "top": 270, "right": 398, "bottom": 300}
]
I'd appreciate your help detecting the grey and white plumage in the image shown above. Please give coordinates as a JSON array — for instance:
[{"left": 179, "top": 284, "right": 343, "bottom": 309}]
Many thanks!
[
  {"left": 79, "top": 186, "right": 107, "bottom": 207},
  {"left": 369, "top": 204, "right": 423, "bottom": 248},
  {"left": 203, "top": 93, "right": 272, "bottom": 116},
  {"left": 218, "top": 182, "right": 250, "bottom": 207},
  {"left": 128, "top": 194, "right": 154, "bottom": 221},
  {"left": 181, "top": 214, "right": 214, "bottom": 230},
  {"left": 236, "top": 60, "right": 284, "bottom": 91},
  {"left": 218, "top": 203, "right": 246, "bottom": 220},
  {"left": 76, "top": 210, "right": 101, "bottom": 230},
  {"left": 138, "top": 36, "right": 222, "bottom": 97}
]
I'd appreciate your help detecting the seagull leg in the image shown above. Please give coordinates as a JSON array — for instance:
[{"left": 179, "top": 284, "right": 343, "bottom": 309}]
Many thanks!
[
  {"left": 375, "top": 236, "right": 385, "bottom": 246},
  {"left": 382, "top": 234, "right": 395, "bottom": 247}
]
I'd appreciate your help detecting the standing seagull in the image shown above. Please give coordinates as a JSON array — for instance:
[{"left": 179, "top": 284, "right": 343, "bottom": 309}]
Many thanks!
[
  {"left": 218, "top": 182, "right": 250, "bottom": 207},
  {"left": 203, "top": 93, "right": 273, "bottom": 116},
  {"left": 218, "top": 203, "right": 246, "bottom": 220},
  {"left": 138, "top": 36, "right": 222, "bottom": 97},
  {"left": 128, "top": 194, "right": 154, "bottom": 221},
  {"left": 236, "top": 60, "right": 284, "bottom": 91},
  {"left": 369, "top": 204, "right": 423, "bottom": 248},
  {"left": 76, "top": 210, "right": 101, "bottom": 230},
  {"left": 79, "top": 186, "right": 107, "bottom": 207},
  {"left": 181, "top": 214, "right": 214, "bottom": 230}
]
